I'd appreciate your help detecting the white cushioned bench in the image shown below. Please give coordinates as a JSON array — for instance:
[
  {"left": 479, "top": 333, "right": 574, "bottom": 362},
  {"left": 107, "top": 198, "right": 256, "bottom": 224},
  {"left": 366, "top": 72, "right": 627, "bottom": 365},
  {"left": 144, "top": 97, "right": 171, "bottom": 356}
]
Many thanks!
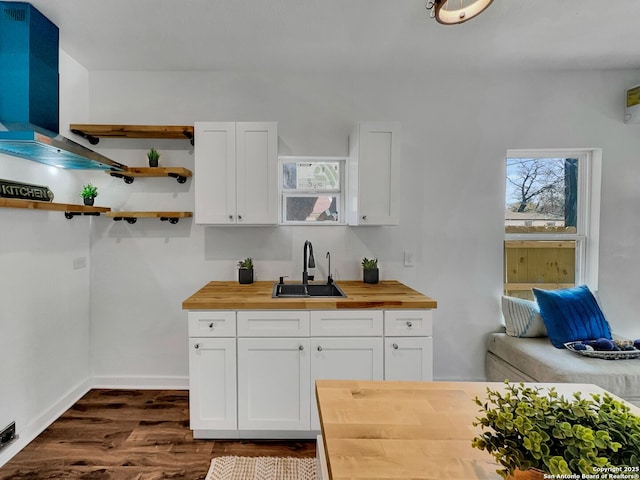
[{"left": 486, "top": 332, "right": 640, "bottom": 407}]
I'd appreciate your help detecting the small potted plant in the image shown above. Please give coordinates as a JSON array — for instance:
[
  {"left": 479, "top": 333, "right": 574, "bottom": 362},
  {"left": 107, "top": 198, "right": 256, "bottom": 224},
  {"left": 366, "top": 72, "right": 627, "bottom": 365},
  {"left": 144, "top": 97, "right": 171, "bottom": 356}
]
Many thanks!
[
  {"left": 471, "top": 381, "right": 640, "bottom": 479},
  {"left": 237, "top": 257, "right": 254, "bottom": 284},
  {"left": 361, "top": 257, "right": 379, "bottom": 284},
  {"left": 80, "top": 183, "right": 98, "bottom": 206},
  {"left": 147, "top": 147, "right": 160, "bottom": 167}
]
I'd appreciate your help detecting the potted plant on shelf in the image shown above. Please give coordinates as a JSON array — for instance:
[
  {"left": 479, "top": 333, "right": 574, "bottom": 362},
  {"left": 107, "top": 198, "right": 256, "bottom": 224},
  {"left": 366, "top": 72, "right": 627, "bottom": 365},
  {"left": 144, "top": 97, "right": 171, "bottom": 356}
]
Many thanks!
[
  {"left": 471, "top": 381, "right": 640, "bottom": 480},
  {"left": 361, "top": 257, "right": 379, "bottom": 284},
  {"left": 237, "top": 257, "right": 254, "bottom": 284},
  {"left": 147, "top": 147, "right": 160, "bottom": 167},
  {"left": 80, "top": 183, "right": 98, "bottom": 206}
]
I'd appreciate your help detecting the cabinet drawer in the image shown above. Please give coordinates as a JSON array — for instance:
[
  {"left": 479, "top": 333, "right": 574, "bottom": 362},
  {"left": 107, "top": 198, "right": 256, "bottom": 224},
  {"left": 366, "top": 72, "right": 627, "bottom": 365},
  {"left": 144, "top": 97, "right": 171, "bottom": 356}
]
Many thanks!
[
  {"left": 310, "top": 311, "right": 383, "bottom": 336},
  {"left": 237, "top": 311, "right": 310, "bottom": 337},
  {"left": 188, "top": 311, "right": 236, "bottom": 337},
  {"left": 384, "top": 310, "right": 433, "bottom": 337}
]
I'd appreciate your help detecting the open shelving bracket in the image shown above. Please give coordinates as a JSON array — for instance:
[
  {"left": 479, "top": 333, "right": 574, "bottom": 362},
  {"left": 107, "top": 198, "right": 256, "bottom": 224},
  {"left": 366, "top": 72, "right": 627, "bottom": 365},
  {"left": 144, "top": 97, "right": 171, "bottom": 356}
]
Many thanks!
[
  {"left": 111, "top": 216, "right": 138, "bottom": 224},
  {"left": 110, "top": 215, "right": 183, "bottom": 224},
  {"left": 64, "top": 211, "right": 102, "bottom": 219},
  {"left": 109, "top": 172, "right": 135, "bottom": 184},
  {"left": 183, "top": 129, "right": 194, "bottom": 146},
  {"left": 70, "top": 128, "right": 100, "bottom": 145},
  {"left": 167, "top": 172, "right": 188, "bottom": 184}
]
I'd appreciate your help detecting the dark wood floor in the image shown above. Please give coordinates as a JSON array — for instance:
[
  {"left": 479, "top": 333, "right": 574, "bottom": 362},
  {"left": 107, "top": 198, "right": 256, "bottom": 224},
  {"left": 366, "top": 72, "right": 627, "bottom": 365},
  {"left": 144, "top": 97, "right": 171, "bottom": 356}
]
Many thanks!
[{"left": 0, "top": 389, "right": 316, "bottom": 480}]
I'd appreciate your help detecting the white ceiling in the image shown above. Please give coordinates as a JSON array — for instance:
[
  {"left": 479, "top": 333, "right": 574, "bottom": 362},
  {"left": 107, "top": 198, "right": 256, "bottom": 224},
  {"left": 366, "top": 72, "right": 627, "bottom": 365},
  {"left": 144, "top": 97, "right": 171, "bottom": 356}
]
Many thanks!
[{"left": 24, "top": 0, "right": 640, "bottom": 73}]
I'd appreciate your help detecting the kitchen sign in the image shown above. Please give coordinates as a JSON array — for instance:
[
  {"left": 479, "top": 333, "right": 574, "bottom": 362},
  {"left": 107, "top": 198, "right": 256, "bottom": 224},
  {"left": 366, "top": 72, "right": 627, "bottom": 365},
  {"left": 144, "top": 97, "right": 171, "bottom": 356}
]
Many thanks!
[{"left": 0, "top": 179, "right": 54, "bottom": 202}]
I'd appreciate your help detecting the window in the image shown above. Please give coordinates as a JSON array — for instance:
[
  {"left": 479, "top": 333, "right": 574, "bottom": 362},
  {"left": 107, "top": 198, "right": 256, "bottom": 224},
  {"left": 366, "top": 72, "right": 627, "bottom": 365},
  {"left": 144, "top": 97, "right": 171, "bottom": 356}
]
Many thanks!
[
  {"left": 279, "top": 156, "right": 346, "bottom": 224},
  {"left": 504, "top": 149, "right": 601, "bottom": 299}
]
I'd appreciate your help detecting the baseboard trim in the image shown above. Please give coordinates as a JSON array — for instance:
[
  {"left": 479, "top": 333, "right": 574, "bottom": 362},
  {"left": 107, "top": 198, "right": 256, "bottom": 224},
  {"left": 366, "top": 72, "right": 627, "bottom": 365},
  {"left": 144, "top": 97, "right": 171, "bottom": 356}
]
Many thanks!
[
  {"left": 90, "top": 375, "right": 189, "bottom": 390},
  {"left": 0, "top": 378, "right": 91, "bottom": 468},
  {"left": 0, "top": 375, "right": 189, "bottom": 468}
]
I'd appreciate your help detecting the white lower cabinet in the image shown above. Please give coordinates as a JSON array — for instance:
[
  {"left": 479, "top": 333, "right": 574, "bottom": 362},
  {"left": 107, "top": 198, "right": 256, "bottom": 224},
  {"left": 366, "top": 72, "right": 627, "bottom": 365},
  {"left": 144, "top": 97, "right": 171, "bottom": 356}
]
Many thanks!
[
  {"left": 383, "top": 310, "right": 434, "bottom": 381},
  {"left": 384, "top": 337, "right": 433, "bottom": 381},
  {"left": 189, "top": 337, "right": 237, "bottom": 431},
  {"left": 188, "top": 308, "right": 433, "bottom": 438},
  {"left": 237, "top": 337, "right": 311, "bottom": 431},
  {"left": 310, "top": 337, "right": 383, "bottom": 430}
]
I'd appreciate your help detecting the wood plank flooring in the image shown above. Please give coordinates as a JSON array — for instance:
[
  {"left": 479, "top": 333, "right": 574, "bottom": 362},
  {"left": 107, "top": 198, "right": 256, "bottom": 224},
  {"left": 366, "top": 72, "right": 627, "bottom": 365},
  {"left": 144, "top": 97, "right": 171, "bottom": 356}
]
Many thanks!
[{"left": 0, "top": 389, "right": 316, "bottom": 480}]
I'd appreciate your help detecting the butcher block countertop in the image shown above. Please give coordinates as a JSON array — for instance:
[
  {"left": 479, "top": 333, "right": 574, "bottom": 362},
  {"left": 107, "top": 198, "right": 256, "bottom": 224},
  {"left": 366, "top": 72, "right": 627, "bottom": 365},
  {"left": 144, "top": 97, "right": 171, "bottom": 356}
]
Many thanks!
[{"left": 182, "top": 280, "right": 437, "bottom": 310}]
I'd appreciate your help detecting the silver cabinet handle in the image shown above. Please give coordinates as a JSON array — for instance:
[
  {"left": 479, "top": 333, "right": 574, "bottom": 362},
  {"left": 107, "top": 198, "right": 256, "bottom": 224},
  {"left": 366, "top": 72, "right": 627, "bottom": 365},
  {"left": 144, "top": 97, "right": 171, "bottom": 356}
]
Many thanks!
[
  {"left": 238, "top": 215, "right": 243, "bottom": 221},
  {"left": 392, "top": 343, "right": 399, "bottom": 350},
  {"left": 228, "top": 215, "right": 234, "bottom": 220},
  {"left": 299, "top": 345, "right": 304, "bottom": 351},
  {"left": 317, "top": 346, "right": 323, "bottom": 352},
  {"left": 209, "top": 322, "right": 214, "bottom": 329},
  {"left": 406, "top": 321, "right": 413, "bottom": 328},
  {"left": 194, "top": 343, "right": 200, "bottom": 349},
  {"left": 362, "top": 215, "right": 367, "bottom": 220}
]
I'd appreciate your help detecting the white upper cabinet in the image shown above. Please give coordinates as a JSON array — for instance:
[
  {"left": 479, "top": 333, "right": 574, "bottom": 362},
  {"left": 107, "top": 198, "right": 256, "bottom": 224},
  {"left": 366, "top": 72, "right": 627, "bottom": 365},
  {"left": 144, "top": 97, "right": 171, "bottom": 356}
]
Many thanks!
[
  {"left": 194, "top": 122, "right": 278, "bottom": 225},
  {"left": 347, "top": 121, "right": 401, "bottom": 226}
]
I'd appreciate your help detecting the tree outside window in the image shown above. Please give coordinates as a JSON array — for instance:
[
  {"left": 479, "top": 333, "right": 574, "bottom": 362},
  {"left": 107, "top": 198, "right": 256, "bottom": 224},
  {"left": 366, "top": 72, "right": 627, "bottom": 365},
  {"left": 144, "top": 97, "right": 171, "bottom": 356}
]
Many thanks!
[{"left": 505, "top": 157, "right": 577, "bottom": 234}]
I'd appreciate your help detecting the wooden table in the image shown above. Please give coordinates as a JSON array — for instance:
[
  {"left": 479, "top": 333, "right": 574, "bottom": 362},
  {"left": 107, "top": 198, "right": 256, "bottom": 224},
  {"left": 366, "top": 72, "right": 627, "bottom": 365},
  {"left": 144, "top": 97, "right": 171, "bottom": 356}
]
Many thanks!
[{"left": 315, "top": 380, "right": 637, "bottom": 480}]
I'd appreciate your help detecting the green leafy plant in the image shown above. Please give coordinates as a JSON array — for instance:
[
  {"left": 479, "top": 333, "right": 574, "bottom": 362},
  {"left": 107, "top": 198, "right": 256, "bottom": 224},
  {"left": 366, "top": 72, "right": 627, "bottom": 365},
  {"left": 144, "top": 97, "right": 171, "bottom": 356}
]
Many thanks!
[
  {"left": 237, "top": 257, "right": 253, "bottom": 270},
  {"left": 80, "top": 183, "right": 98, "bottom": 199},
  {"left": 361, "top": 257, "right": 378, "bottom": 270},
  {"left": 471, "top": 381, "right": 640, "bottom": 479},
  {"left": 147, "top": 147, "right": 160, "bottom": 164}
]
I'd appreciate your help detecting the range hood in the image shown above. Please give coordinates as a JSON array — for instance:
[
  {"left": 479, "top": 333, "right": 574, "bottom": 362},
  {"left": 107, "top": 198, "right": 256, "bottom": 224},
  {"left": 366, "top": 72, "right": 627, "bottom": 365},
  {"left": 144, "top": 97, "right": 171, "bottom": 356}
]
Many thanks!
[{"left": 0, "top": 2, "right": 126, "bottom": 171}]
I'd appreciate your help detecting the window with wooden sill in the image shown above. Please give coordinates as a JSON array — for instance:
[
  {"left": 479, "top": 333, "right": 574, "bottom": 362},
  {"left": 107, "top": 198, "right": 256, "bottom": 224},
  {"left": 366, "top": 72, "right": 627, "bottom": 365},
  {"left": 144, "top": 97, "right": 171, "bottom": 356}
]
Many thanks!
[{"left": 504, "top": 149, "right": 602, "bottom": 299}]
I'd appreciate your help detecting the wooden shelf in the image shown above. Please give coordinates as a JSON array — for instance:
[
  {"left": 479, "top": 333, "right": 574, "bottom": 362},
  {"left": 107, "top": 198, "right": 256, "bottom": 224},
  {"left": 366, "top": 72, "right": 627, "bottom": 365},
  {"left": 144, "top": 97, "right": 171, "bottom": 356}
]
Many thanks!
[
  {"left": 107, "top": 211, "right": 192, "bottom": 224},
  {"left": 107, "top": 167, "right": 192, "bottom": 184},
  {"left": 0, "top": 198, "right": 111, "bottom": 218},
  {"left": 69, "top": 124, "right": 194, "bottom": 145}
]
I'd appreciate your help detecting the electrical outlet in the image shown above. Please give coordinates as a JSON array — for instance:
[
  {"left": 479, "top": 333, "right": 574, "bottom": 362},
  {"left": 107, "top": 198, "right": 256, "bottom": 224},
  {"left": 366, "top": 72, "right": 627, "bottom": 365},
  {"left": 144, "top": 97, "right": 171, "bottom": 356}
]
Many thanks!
[
  {"left": 403, "top": 250, "right": 415, "bottom": 267},
  {"left": 0, "top": 421, "right": 16, "bottom": 449}
]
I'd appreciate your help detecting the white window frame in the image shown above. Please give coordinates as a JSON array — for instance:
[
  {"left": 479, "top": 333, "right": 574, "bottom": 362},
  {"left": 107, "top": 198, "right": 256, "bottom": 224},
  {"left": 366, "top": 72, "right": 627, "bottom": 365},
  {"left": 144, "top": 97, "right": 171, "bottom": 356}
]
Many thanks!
[
  {"left": 278, "top": 156, "right": 347, "bottom": 225},
  {"left": 505, "top": 148, "right": 602, "bottom": 289}
]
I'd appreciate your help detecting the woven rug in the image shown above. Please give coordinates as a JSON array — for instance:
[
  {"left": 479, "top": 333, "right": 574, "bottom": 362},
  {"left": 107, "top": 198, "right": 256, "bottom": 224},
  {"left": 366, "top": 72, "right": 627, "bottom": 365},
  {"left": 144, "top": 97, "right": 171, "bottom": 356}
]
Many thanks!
[{"left": 205, "top": 456, "right": 317, "bottom": 480}]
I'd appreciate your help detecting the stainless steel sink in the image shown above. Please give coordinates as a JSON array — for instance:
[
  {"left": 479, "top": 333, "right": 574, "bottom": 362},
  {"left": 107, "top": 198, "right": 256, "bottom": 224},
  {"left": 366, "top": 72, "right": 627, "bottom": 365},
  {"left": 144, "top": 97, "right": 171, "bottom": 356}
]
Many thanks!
[{"left": 272, "top": 283, "right": 347, "bottom": 298}]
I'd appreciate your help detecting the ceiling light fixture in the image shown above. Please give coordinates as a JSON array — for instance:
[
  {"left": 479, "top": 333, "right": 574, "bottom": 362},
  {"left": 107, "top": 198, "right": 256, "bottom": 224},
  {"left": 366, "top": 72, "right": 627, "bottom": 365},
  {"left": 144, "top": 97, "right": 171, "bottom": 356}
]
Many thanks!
[{"left": 426, "top": 0, "right": 494, "bottom": 25}]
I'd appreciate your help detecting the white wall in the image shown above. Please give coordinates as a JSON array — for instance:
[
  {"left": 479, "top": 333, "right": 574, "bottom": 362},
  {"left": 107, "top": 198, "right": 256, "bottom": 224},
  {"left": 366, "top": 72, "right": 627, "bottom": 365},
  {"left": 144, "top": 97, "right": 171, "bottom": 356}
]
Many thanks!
[
  {"left": 3, "top": 60, "right": 640, "bottom": 464},
  {"left": 0, "top": 51, "right": 92, "bottom": 464},
  {"left": 84, "top": 68, "right": 640, "bottom": 384}
]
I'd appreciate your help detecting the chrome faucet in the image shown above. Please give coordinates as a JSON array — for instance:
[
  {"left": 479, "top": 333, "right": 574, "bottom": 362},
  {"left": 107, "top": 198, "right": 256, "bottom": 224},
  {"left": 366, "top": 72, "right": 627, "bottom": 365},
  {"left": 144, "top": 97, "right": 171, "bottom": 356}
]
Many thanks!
[{"left": 302, "top": 240, "right": 315, "bottom": 284}]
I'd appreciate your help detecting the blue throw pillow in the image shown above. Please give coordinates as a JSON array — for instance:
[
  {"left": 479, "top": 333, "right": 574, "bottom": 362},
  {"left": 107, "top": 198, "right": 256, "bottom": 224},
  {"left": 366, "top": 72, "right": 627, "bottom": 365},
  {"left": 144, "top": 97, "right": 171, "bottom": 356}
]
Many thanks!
[{"left": 533, "top": 285, "right": 612, "bottom": 348}]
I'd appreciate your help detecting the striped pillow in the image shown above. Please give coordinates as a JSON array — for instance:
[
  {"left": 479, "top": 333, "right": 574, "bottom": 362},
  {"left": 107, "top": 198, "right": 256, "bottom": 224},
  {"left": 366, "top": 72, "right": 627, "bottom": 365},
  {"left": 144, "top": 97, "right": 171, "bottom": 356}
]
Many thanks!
[{"left": 501, "top": 296, "right": 548, "bottom": 337}]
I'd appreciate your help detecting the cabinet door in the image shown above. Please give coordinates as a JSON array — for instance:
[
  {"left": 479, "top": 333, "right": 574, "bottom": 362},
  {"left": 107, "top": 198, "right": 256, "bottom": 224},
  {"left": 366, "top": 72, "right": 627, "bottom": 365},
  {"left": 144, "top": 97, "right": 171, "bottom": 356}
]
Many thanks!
[
  {"left": 384, "top": 337, "right": 433, "bottom": 381},
  {"left": 189, "top": 337, "right": 237, "bottom": 430},
  {"left": 310, "top": 337, "right": 383, "bottom": 430},
  {"left": 348, "top": 121, "right": 400, "bottom": 226},
  {"left": 194, "top": 122, "right": 237, "bottom": 224},
  {"left": 236, "top": 122, "right": 278, "bottom": 225},
  {"left": 237, "top": 337, "right": 310, "bottom": 430}
]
